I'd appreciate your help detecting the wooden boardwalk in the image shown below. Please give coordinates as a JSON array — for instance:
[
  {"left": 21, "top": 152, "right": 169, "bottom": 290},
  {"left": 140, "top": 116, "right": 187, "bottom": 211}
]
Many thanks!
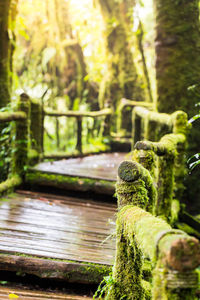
[
  {"left": 0, "top": 191, "right": 116, "bottom": 284},
  {"left": 26, "top": 153, "right": 127, "bottom": 195}
]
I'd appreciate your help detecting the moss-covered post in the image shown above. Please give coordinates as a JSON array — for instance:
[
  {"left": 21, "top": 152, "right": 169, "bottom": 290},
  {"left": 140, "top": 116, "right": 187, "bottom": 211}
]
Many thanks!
[
  {"left": 30, "top": 98, "right": 43, "bottom": 163},
  {"left": 172, "top": 111, "right": 189, "bottom": 201},
  {"left": 153, "top": 234, "right": 200, "bottom": 300},
  {"left": 156, "top": 154, "right": 174, "bottom": 220},
  {"left": 11, "top": 93, "right": 30, "bottom": 178},
  {"left": 107, "top": 161, "right": 156, "bottom": 299},
  {"left": 132, "top": 110, "right": 142, "bottom": 147},
  {"left": 76, "top": 116, "right": 82, "bottom": 154}
]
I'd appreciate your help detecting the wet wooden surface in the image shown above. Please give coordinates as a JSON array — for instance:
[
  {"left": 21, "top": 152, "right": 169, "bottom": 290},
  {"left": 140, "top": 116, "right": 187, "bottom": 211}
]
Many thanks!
[
  {"left": 33, "top": 152, "right": 127, "bottom": 181},
  {"left": 0, "top": 286, "right": 92, "bottom": 299},
  {"left": 0, "top": 191, "right": 116, "bottom": 265}
]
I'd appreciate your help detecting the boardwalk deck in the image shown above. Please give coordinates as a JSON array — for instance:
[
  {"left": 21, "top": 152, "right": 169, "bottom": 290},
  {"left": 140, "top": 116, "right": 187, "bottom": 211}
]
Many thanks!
[
  {"left": 0, "top": 191, "right": 116, "bottom": 284},
  {"left": 26, "top": 152, "right": 127, "bottom": 195}
]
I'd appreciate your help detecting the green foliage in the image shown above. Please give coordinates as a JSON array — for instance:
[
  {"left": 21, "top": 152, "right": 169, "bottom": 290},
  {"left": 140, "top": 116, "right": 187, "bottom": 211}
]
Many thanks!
[
  {"left": 0, "top": 106, "right": 14, "bottom": 182},
  {"left": 93, "top": 274, "right": 115, "bottom": 299},
  {"left": 188, "top": 102, "right": 200, "bottom": 171}
]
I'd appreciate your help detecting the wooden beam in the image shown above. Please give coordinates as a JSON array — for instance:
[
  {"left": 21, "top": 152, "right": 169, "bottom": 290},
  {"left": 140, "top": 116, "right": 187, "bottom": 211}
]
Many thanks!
[
  {"left": 0, "top": 111, "right": 26, "bottom": 122},
  {"left": 44, "top": 108, "right": 112, "bottom": 118}
]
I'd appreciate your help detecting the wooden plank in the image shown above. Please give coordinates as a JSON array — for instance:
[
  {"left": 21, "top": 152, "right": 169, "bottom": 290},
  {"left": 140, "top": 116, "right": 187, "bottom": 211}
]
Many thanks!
[
  {"left": 0, "top": 192, "right": 115, "bottom": 282},
  {"left": 31, "top": 152, "right": 126, "bottom": 181},
  {"left": 0, "top": 285, "right": 92, "bottom": 299},
  {"left": 0, "top": 254, "right": 111, "bottom": 284}
]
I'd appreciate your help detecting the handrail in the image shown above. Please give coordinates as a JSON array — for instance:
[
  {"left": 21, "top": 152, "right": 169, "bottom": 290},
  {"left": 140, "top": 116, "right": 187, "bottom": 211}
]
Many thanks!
[
  {"left": 108, "top": 159, "right": 200, "bottom": 300},
  {"left": 132, "top": 106, "right": 189, "bottom": 144},
  {"left": 43, "top": 107, "right": 112, "bottom": 154},
  {"left": 44, "top": 107, "right": 112, "bottom": 118},
  {"left": 117, "top": 98, "right": 154, "bottom": 133},
  {"left": 0, "top": 94, "right": 29, "bottom": 196},
  {"left": 0, "top": 111, "right": 26, "bottom": 122}
]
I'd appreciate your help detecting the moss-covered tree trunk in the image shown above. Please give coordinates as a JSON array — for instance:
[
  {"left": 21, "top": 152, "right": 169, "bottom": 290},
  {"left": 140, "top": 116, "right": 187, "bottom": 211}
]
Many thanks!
[
  {"left": 0, "top": 0, "right": 12, "bottom": 109},
  {"left": 97, "top": 0, "right": 144, "bottom": 132},
  {"left": 54, "top": 0, "right": 90, "bottom": 109},
  {"left": 154, "top": 0, "right": 200, "bottom": 211}
]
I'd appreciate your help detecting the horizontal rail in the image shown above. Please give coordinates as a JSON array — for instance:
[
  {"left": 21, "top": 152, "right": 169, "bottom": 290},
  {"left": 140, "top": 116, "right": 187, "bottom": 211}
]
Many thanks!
[
  {"left": 44, "top": 108, "right": 112, "bottom": 118},
  {"left": 135, "top": 133, "right": 186, "bottom": 156},
  {"left": 119, "top": 205, "right": 200, "bottom": 271},
  {"left": 134, "top": 106, "right": 172, "bottom": 127},
  {"left": 120, "top": 98, "right": 154, "bottom": 108},
  {"left": 0, "top": 111, "right": 27, "bottom": 122}
]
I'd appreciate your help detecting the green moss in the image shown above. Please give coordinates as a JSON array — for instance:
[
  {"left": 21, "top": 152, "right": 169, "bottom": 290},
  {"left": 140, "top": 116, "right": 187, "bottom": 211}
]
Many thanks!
[
  {"left": 11, "top": 94, "right": 30, "bottom": 178},
  {"left": 26, "top": 170, "right": 115, "bottom": 195},
  {"left": 117, "top": 160, "right": 157, "bottom": 212},
  {"left": 0, "top": 175, "right": 22, "bottom": 196},
  {"left": 0, "top": 252, "right": 111, "bottom": 284},
  {"left": 107, "top": 222, "right": 144, "bottom": 299}
]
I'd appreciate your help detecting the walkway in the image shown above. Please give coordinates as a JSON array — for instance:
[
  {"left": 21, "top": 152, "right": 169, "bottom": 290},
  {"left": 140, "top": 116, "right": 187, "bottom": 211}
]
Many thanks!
[{"left": 0, "top": 190, "right": 116, "bottom": 284}]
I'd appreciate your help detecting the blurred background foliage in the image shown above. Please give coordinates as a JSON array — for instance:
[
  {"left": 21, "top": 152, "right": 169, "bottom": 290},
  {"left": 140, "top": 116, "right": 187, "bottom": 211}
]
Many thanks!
[{"left": 11, "top": 0, "right": 156, "bottom": 154}]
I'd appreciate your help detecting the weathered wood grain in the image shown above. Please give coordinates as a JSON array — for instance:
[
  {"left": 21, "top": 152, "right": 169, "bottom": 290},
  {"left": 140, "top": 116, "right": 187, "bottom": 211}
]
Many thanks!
[{"left": 0, "top": 191, "right": 116, "bottom": 283}]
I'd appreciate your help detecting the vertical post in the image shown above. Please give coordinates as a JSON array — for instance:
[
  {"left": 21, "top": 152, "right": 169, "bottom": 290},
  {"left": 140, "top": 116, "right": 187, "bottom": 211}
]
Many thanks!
[
  {"left": 155, "top": 154, "right": 174, "bottom": 220},
  {"left": 152, "top": 234, "right": 199, "bottom": 300},
  {"left": 76, "top": 116, "right": 82, "bottom": 153},
  {"left": 55, "top": 117, "right": 60, "bottom": 149},
  {"left": 11, "top": 93, "right": 30, "bottom": 178},
  {"left": 132, "top": 110, "right": 142, "bottom": 148},
  {"left": 30, "top": 98, "right": 42, "bottom": 161}
]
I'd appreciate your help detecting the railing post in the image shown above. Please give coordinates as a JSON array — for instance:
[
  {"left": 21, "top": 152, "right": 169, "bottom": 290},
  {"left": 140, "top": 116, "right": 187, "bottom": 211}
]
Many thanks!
[
  {"left": 107, "top": 161, "right": 156, "bottom": 299},
  {"left": 30, "top": 98, "right": 43, "bottom": 162},
  {"left": 76, "top": 116, "right": 82, "bottom": 153},
  {"left": 11, "top": 93, "right": 30, "bottom": 178},
  {"left": 132, "top": 110, "right": 142, "bottom": 148},
  {"left": 152, "top": 232, "right": 199, "bottom": 300}
]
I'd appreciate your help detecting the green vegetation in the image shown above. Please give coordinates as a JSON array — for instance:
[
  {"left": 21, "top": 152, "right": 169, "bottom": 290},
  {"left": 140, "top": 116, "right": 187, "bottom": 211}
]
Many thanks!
[{"left": 0, "top": 0, "right": 200, "bottom": 299}]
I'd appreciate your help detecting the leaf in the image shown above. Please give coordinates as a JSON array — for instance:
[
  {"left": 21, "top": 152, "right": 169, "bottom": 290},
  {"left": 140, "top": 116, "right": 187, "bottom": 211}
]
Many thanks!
[
  {"left": 9, "top": 293, "right": 19, "bottom": 299},
  {"left": 188, "top": 114, "right": 200, "bottom": 123},
  {"left": 0, "top": 281, "right": 8, "bottom": 285},
  {"left": 42, "top": 47, "right": 56, "bottom": 70},
  {"left": 189, "top": 160, "right": 200, "bottom": 170}
]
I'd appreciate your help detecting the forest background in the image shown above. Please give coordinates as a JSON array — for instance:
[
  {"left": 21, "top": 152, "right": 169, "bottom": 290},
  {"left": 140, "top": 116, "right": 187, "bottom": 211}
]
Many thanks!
[{"left": 0, "top": 0, "right": 200, "bottom": 212}]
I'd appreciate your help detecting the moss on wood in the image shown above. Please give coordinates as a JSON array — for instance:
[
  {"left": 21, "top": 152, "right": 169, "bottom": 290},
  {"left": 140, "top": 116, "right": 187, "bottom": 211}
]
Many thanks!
[
  {"left": 0, "top": 111, "right": 26, "bottom": 122},
  {"left": 117, "top": 160, "right": 156, "bottom": 212},
  {"left": 26, "top": 170, "right": 115, "bottom": 195},
  {"left": 0, "top": 175, "right": 22, "bottom": 196},
  {"left": 30, "top": 99, "right": 42, "bottom": 159},
  {"left": 11, "top": 93, "right": 30, "bottom": 178}
]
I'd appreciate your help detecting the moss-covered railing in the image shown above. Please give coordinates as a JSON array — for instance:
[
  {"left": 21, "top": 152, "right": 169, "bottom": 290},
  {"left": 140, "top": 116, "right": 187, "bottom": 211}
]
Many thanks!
[
  {"left": 0, "top": 93, "right": 30, "bottom": 195},
  {"left": 117, "top": 98, "right": 154, "bottom": 134},
  {"left": 130, "top": 107, "right": 191, "bottom": 221},
  {"left": 44, "top": 107, "right": 112, "bottom": 155},
  {"left": 106, "top": 160, "right": 200, "bottom": 300}
]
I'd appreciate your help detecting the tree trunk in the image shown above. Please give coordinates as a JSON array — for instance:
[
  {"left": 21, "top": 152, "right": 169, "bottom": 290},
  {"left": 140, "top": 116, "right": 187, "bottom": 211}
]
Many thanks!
[
  {"left": 54, "top": 0, "right": 87, "bottom": 107},
  {"left": 0, "top": 0, "right": 12, "bottom": 109},
  {"left": 9, "top": 0, "right": 19, "bottom": 79},
  {"left": 97, "top": 0, "right": 145, "bottom": 132},
  {"left": 154, "top": 0, "right": 200, "bottom": 211}
]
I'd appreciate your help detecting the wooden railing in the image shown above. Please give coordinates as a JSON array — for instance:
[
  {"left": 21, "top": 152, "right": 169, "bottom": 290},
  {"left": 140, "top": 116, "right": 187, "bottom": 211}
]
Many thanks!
[
  {"left": 117, "top": 98, "right": 154, "bottom": 134},
  {"left": 109, "top": 160, "right": 200, "bottom": 300},
  {"left": 0, "top": 93, "right": 29, "bottom": 195},
  {"left": 44, "top": 107, "right": 112, "bottom": 154},
  {"left": 106, "top": 107, "right": 200, "bottom": 299}
]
